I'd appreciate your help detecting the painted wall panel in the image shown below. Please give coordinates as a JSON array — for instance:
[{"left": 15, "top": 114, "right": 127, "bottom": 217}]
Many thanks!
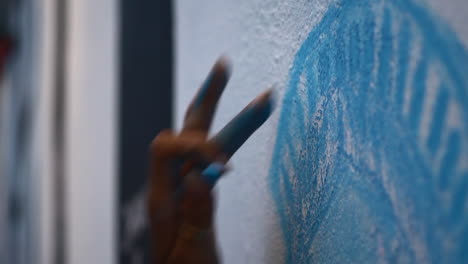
[
  {"left": 0, "top": 1, "right": 42, "bottom": 263},
  {"left": 66, "top": 0, "right": 118, "bottom": 263},
  {"left": 176, "top": 0, "right": 468, "bottom": 263}
]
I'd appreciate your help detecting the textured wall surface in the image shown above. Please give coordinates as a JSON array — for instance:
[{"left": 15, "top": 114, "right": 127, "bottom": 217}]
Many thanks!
[{"left": 176, "top": 0, "right": 468, "bottom": 263}]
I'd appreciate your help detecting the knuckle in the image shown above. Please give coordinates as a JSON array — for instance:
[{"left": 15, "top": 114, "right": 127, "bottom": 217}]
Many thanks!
[
  {"left": 150, "top": 129, "right": 173, "bottom": 155},
  {"left": 205, "top": 141, "right": 222, "bottom": 157}
]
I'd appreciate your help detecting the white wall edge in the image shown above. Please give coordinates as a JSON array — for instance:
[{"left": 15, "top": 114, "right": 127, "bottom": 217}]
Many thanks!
[
  {"left": 36, "top": 0, "right": 56, "bottom": 263},
  {"left": 66, "top": 0, "right": 118, "bottom": 263}
]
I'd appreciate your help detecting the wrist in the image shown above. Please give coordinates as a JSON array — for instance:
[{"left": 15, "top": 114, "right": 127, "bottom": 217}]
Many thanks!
[{"left": 164, "top": 223, "right": 218, "bottom": 264}]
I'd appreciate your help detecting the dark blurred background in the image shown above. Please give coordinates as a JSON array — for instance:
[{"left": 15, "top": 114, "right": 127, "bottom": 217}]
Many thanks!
[
  {"left": 0, "top": 0, "right": 173, "bottom": 263},
  {"left": 119, "top": 0, "right": 172, "bottom": 263}
]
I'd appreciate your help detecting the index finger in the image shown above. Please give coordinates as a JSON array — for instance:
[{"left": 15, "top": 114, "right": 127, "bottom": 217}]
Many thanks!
[
  {"left": 182, "top": 57, "right": 231, "bottom": 134},
  {"left": 210, "top": 89, "right": 275, "bottom": 159}
]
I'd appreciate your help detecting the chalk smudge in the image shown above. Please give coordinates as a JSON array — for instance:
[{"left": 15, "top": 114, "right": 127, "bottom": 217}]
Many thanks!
[{"left": 269, "top": 0, "right": 468, "bottom": 263}]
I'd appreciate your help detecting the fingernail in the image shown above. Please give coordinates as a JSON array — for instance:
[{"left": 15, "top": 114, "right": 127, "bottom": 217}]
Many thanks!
[{"left": 201, "top": 162, "right": 226, "bottom": 187}]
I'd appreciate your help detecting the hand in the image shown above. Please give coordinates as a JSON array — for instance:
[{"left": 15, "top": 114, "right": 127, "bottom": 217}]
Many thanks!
[{"left": 148, "top": 57, "right": 274, "bottom": 264}]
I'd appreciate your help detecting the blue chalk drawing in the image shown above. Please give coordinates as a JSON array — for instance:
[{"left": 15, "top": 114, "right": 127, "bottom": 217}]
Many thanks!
[{"left": 269, "top": 0, "right": 468, "bottom": 263}]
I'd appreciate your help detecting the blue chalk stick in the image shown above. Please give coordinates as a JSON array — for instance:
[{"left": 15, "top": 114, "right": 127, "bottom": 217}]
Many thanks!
[{"left": 201, "top": 162, "right": 226, "bottom": 187}]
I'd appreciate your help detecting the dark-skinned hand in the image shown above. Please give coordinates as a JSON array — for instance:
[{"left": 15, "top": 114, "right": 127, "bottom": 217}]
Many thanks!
[{"left": 148, "top": 57, "right": 274, "bottom": 264}]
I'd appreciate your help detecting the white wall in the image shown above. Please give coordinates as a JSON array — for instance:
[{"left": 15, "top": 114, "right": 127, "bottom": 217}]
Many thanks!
[
  {"left": 176, "top": 0, "right": 468, "bottom": 263},
  {"left": 176, "top": 1, "right": 333, "bottom": 262}
]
